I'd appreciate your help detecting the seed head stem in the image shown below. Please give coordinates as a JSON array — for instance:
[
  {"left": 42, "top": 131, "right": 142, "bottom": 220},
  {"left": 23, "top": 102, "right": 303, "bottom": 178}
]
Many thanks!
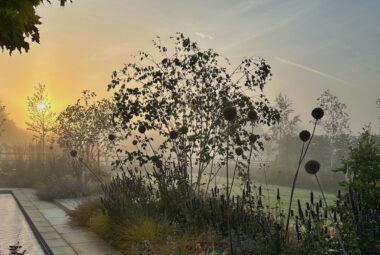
[{"left": 315, "top": 174, "right": 347, "bottom": 255}]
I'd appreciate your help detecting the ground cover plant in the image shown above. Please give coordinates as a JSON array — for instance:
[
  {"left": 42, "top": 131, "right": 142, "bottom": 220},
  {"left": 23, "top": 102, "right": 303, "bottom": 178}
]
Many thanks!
[{"left": 68, "top": 34, "right": 380, "bottom": 255}]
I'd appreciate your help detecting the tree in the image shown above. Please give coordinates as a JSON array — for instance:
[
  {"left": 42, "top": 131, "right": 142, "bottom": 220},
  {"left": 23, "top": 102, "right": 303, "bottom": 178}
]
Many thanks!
[
  {"left": 317, "top": 89, "right": 351, "bottom": 168},
  {"left": 26, "top": 84, "right": 56, "bottom": 154},
  {"left": 0, "top": 0, "right": 72, "bottom": 54},
  {"left": 0, "top": 102, "right": 5, "bottom": 137},
  {"left": 266, "top": 93, "right": 301, "bottom": 172},
  {"left": 108, "top": 33, "right": 280, "bottom": 190},
  {"left": 377, "top": 98, "right": 380, "bottom": 134},
  {"left": 56, "top": 90, "right": 117, "bottom": 166},
  {"left": 270, "top": 93, "right": 301, "bottom": 140},
  {"left": 334, "top": 129, "right": 380, "bottom": 209}
]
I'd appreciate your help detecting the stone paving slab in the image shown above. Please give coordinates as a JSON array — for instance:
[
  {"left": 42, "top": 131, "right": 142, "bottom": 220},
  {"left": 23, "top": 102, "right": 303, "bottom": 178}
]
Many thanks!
[{"left": 2, "top": 188, "right": 120, "bottom": 255}]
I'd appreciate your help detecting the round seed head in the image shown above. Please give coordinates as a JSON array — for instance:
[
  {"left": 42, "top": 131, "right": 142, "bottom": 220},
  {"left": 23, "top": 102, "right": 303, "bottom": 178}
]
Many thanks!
[
  {"left": 305, "top": 160, "right": 321, "bottom": 175},
  {"left": 179, "top": 126, "right": 189, "bottom": 134},
  {"left": 138, "top": 125, "right": 146, "bottom": 134},
  {"left": 151, "top": 155, "right": 159, "bottom": 163},
  {"left": 311, "top": 107, "right": 324, "bottom": 120},
  {"left": 235, "top": 147, "right": 243, "bottom": 156},
  {"left": 223, "top": 106, "right": 237, "bottom": 122},
  {"left": 249, "top": 134, "right": 258, "bottom": 143},
  {"left": 169, "top": 130, "right": 179, "bottom": 140},
  {"left": 132, "top": 140, "right": 138, "bottom": 146},
  {"left": 108, "top": 134, "right": 116, "bottom": 141},
  {"left": 155, "top": 160, "right": 163, "bottom": 169},
  {"left": 70, "top": 150, "right": 77, "bottom": 158},
  {"left": 248, "top": 110, "right": 258, "bottom": 122},
  {"left": 299, "top": 130, "right": 311, "bottom": 142}
]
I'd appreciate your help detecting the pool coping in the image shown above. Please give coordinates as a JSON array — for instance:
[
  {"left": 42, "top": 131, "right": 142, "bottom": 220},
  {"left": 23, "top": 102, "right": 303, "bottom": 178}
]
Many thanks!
[{"left": 0, "top": 190, "right": 54, "bottom": 255}]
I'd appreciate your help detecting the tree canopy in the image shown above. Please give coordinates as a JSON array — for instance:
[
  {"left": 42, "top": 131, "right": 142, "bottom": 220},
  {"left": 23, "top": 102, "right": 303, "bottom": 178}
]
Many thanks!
[
  {"left": 108, "top": 33, "right": 280, "bottom": 189},
  {"left": 56, "top": 90, "right": 117, "bottom": 163},
  {"left": 0, "top": 0, "right": 71, "bottom": 54}
]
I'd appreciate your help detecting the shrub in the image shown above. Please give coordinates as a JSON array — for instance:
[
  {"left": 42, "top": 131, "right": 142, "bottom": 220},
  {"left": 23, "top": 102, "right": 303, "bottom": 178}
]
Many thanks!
[
  {"left": 334, "top": 130, "right": 380, "bottom": 210},
  {"left": 36, "top": 178, "right": 90, "bottom": 201},
  {"left": 69, "top": 199, "right": 103, "bottom": 227}
]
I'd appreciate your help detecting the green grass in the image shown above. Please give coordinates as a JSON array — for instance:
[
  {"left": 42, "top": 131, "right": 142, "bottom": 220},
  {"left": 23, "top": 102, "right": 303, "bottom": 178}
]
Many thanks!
[
  {"left": 111, "top": 165, "right": 337, "bottom": 213},
  {"left": 212, "top": 175, "right": 337, "bottom": 212}
]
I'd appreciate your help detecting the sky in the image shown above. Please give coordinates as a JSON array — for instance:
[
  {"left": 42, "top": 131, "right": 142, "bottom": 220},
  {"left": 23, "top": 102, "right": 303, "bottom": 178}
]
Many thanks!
[{"left": 0, "top": 0, "right": 379, "bottom": 134}]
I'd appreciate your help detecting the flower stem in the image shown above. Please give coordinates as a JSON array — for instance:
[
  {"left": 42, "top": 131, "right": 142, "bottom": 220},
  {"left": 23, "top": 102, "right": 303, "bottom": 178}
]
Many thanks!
[{"left": 315, "top": 174, "right": 347, "bottom": 255}]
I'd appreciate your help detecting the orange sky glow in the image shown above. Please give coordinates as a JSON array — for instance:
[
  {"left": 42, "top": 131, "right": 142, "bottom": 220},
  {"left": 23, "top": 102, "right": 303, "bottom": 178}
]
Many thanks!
[{"left": 0, "top": 0, "right": 379, "bottom": 133}]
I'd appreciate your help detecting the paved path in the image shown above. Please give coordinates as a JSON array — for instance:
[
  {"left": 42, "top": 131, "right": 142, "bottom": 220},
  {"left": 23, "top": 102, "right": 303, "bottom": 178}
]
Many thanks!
[{"left": 4, "top": 188, "right": 120, "bottom": 255}]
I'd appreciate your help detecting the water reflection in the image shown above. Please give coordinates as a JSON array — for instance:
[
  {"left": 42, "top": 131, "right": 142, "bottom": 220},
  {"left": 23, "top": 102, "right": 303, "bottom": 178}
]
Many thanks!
[{"left": 0, "top": 194, "right": 44, "bottom": 255}]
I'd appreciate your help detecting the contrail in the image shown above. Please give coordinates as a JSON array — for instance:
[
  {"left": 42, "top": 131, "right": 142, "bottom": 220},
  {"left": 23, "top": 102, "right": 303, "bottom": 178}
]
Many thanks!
[{"left": 275, "top": 57, "right": 348, "bottom": 85}]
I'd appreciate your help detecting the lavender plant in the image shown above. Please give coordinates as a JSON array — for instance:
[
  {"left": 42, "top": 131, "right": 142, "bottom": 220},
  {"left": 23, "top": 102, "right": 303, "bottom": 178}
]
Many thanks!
[{"left": 305, "top": 159, "right": 347, "bottom": 255}]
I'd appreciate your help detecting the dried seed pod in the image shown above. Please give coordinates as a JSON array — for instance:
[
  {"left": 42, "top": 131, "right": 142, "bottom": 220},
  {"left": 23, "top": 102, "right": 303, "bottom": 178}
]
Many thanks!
[
  {"left": 138, "top": 125, "right": 146, "bottom": 134},
  {"left": 305, "top": 160, "right": 321, "bottom": 175},
  {"left": 299, "top": 130, "right": 311, "bottom": 142},
  {"left": 223, "top": 106, "right": 237, "bottom": 121},
  {"left": 179, "top": 126, "right": 188, "bottom": 134},
  {"left": 70, "top": 150, "right": 77, "bottom": 157},
  {"left": 169, "top": 130, "right": 179, "bottom": 139},
  {"left": 235, "top": 147, "right": 243, "bottom": 156},
  {"left": 155, "top": 160, "right": 163, "bottom": 169},
  {"left": 108, "top": 134, "right": 116, "bottom": 141},
  {"left": 248, "top": 109, "right": 258, "bottom": 122},
  {"left": 249, "top": 134, "right": 258, "bottom": 143},
  {"left": 311, "top": 107, "right": 324, "bottom": 120},
  {"left": 151, "top": 155, "right": 159, "bottom": 163}
]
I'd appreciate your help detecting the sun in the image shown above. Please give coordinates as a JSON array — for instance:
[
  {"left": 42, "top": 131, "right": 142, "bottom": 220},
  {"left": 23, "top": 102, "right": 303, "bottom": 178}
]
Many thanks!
[{"left": 37, "top": 101, "right": 47, "bottom": 112}]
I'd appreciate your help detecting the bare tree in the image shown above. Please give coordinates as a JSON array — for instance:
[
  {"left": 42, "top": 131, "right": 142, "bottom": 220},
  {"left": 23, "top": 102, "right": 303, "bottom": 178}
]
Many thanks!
[
  {"left": 25, "top": 84, "right": 56, "bottom": 155},
  {"left": 270, "top": 93, "right": 301, "bottom": 140},
  {"left": 317, "top": 89, "right": 351, "bottom": 168},
  {"left": 0, "top": 102, "right": 5, "bottom": 137}
]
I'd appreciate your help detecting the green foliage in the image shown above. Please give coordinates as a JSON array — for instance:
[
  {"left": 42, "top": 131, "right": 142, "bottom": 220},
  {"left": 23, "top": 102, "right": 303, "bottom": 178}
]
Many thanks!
[
  {"left": 0, "top": 0, "right": 71, "bottom": 54},
  {"left": 334, "top": 130, "right": 380, "bottom": 209}
]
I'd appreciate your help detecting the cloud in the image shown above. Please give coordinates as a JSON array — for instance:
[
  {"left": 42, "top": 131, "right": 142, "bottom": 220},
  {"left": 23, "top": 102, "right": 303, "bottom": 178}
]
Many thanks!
[
  {"left": 195, "top": 32, "right": 214, "bottom": 40},
  {"left": 275, "top": 57, "right": 349, "bottom": 85}
]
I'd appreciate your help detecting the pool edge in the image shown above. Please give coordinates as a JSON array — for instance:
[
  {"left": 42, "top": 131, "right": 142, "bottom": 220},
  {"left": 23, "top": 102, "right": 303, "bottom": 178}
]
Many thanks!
[{"left": 0, "top": 190, "right": 54, "bottom": 255}]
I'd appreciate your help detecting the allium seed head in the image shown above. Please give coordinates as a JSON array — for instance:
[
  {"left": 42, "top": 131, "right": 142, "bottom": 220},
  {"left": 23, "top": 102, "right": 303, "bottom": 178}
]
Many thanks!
[
  {"left": 223, "top": 106, "right": 237, "bottom": 122},
  {"left": 108, "top": 134, "right": 116, "bottom": 141},
  {"left": 151, "top": 155, "right": 159, "bottom": 163},
  {"left": 305, "top": 160, "right": 321, "bottom": 175},
  {"left": 235, "top": 147, "right": 243, "bottom": 156},
  {"left": 169, "top": 130, "right": 179, "bottom": 139},
  {"left": 311, "top": 107, "right": 324, "bottom": 120},
  {"left": 179, "top": 126, "right": 188, "bottom": 134},
  {"left": 248, "top": 110, "right": 258, "bottom": 122},
  {"left": 138, "top": 125, "right": 146, "bottom": 134},
  {"left": 155, "top": 160, "right": 163, "bottom": 169},
  {"left": 70, "top": 150, "right": 77, "bottom": 158},
  {"left": 249, "top": 134, "right": 258, "bottom": 143},
  {"left": 132, "top": 140, "right": 138, "bottom": 146},
  {"left": 299, "top": 130, "right": 311, "bottom": 142}
]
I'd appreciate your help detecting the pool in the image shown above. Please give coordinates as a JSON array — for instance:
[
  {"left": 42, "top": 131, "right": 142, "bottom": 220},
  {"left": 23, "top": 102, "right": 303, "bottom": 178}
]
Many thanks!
[{"left": 0, "top": 192, "right": 49, "bottom": 255}]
